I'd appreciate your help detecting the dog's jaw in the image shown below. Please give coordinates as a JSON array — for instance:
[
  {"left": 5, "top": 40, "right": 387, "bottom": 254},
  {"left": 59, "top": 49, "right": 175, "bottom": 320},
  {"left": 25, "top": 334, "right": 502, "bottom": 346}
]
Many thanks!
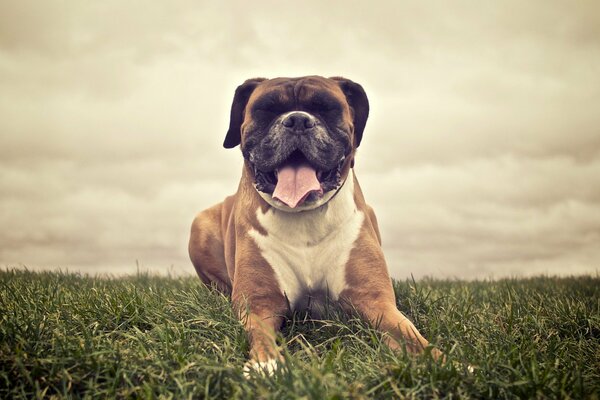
[
  {"left": 252, "top": 154, "right": 352, "bottom": 212},
  {"left": 255, "top": 180, "right": 342, "bottom": 212}
]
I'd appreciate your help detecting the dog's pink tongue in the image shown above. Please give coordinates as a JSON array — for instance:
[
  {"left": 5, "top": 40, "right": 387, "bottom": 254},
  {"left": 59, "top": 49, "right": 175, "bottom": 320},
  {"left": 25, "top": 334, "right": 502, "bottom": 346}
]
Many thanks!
[{"left": 273, "top": 163, "right": 323, "bottom": 208}]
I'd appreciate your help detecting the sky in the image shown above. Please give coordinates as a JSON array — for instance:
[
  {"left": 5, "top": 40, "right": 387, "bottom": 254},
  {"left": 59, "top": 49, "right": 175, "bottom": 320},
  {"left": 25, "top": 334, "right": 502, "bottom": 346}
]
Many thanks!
[{"left": 1, "top": 0, "right": 599, "bottom": 279}]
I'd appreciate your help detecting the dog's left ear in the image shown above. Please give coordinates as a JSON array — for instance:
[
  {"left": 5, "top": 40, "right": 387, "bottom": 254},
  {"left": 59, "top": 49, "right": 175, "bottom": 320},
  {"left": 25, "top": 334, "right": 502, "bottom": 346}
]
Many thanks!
[
  {"left": 223, "top": 78, "right": 267, "bottom": 149},
  {"left": 330, "top": 77, "right": 370, "bottom": 147}
]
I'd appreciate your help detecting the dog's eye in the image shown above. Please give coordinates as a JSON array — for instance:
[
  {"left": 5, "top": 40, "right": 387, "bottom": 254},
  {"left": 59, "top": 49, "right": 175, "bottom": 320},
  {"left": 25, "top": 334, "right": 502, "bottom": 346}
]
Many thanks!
[
  {"left": 253, "top": 108, "right": 277, "bottom": 116},
  {"left": 252, "top": 95, "right": 291, "bottom": 116},
  {"left": 307, "top": 95, "right": 342, "bottom": 113},
  {"left": 313, "top": 103, "right": 340, "bottom": 112}
]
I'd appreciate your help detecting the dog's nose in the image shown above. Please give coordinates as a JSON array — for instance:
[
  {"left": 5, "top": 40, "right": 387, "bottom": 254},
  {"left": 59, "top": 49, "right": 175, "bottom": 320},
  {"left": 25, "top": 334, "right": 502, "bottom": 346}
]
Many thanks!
[{"left": 281, "top": 112, "right": 316, "bottom": 131}]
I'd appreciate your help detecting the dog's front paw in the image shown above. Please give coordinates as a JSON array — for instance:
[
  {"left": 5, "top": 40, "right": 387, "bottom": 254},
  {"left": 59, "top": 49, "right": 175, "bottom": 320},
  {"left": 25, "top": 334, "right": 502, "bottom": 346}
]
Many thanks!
[
  {"left": 242, "top": 358, "right": 280, "bottom": 378},
  {"left": 450, "top": 360, "right": 475, "bottom": 374}
]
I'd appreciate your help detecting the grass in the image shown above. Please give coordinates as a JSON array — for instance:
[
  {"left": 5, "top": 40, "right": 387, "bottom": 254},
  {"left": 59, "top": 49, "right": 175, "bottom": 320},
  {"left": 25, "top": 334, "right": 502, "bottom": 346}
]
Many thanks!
[{"left": 0, "top": 269, "right": 598, "bottom": 399}]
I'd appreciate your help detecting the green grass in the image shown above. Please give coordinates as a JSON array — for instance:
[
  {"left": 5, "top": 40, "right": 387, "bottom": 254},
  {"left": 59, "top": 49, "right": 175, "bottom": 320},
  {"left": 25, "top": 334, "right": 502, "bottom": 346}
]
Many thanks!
[{"left": 0, "top": 269, "right": 598, "bottom": 399}]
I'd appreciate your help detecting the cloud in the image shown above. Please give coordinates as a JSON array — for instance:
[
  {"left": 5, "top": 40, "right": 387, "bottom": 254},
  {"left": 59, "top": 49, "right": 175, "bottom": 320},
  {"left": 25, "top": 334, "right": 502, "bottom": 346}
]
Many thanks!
[
  {"left": 0, "top": 0, "right": 599, "bottom": 279},
  {"left": 359, "top": 156, "right": 600, "bottom": 278}
]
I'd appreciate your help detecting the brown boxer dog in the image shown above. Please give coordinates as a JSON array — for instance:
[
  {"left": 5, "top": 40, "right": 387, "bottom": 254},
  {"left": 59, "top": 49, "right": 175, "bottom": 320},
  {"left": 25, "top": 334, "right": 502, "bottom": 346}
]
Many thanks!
[{"left": 189, "top": 76, "right": 441, "bottom": 374}]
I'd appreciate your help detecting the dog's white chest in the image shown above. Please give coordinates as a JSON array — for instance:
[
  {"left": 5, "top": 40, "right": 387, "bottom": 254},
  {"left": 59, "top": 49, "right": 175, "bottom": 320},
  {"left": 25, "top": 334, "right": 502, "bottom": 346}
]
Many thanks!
[{"left": 248, "top": 172, "right": 364, "bottom": 310}]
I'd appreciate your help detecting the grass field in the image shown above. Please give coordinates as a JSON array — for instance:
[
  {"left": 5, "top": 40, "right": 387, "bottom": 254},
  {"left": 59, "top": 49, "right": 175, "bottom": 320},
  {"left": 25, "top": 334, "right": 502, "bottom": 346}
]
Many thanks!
[{"left": 0, "top": 269, "right": 598, "bottom": 399}]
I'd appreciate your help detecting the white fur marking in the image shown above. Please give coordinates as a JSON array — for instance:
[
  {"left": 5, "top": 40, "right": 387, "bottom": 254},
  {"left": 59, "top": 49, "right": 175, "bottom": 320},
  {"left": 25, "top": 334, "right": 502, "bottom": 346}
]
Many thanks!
[
  {"left": 281, "top": 110, "right": 314, "bottom": 120},
  {"left": 249, "top": 170, "right": 364, "bottom": 309},
  {"left": 242, "top": 358, "right": 279, "bottom": 378}
]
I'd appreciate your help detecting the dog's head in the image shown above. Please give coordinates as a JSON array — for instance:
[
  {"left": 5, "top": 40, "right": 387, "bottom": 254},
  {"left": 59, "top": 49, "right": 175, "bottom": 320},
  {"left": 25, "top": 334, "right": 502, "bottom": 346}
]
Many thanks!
[{"left": 224, "top": 76, "right": 369, "bottom": 212}]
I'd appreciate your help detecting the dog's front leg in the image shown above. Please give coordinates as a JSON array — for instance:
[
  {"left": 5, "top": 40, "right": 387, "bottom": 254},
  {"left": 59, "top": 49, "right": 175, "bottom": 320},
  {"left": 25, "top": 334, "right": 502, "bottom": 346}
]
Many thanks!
[
  {"left": 343, "top": 289, "right": 444, "bottom": 361},
  {"left": 340, "top": 240, "right": 444, "bottom": 361},
  {"left": 241, "top": 308, "right": 284, "bottom": 365},
  {"left": 234, "top": 295, "right": 288, "bottom": 376},
  {"left": 369, "top": 301, "right": 443, "bottom": 360},
  {"left": 231, "top": 252, "right": 289, "bottom": 375}
]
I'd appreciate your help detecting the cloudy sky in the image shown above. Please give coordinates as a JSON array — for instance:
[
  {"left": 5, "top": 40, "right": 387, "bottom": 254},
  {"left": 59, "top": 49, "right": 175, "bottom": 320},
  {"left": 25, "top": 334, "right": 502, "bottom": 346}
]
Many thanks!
[{"left": 1, "top": 0, "right": 599, "bottom": 279}]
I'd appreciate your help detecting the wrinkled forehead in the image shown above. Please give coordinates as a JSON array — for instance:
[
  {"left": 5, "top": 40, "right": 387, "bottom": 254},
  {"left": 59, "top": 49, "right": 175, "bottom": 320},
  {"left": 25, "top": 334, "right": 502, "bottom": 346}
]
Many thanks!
[{"left": 247, "top": 76, "right": 347, "bottom": 107}]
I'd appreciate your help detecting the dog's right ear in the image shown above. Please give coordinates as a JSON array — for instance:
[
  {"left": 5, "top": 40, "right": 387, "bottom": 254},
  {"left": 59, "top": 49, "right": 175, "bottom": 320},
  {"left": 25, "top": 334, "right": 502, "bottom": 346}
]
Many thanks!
[{"left": 223, "top": 78, "right": 267, "bottom": 149}]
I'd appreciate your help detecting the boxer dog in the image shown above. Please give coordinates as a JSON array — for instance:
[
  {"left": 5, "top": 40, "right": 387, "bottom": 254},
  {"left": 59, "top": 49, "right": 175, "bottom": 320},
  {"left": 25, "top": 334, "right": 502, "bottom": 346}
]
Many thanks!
[{"left": 189, "top": 76, "right": 442, "bottom": 374}]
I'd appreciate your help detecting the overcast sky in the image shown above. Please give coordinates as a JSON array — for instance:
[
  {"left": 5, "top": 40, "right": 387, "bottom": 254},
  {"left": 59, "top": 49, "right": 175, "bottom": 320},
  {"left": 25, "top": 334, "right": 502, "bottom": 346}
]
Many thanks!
[{"left": 1, "top": 0, "right": 599, "bottom": 279}]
